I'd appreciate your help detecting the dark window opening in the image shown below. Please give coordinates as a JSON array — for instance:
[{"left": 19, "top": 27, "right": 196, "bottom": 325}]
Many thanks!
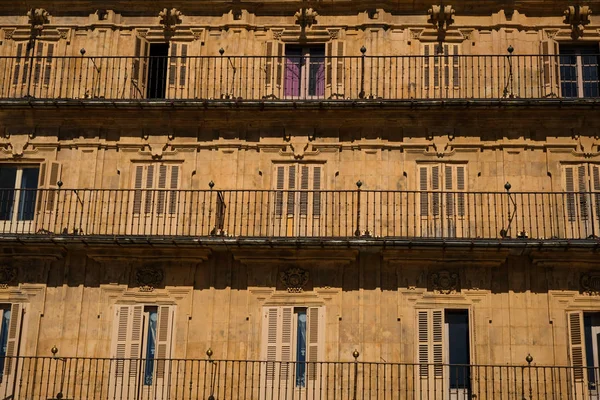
[
  {"left": 0, "top": 166, "right": 39, "bottom": 221},
  {"left": 584, "top": 313, "right": 600, "bottom": 391},
  {"left": 559, "top": 45, "right": 600, "bottom": 98},
  {"left": 284, "top": 45, "right": 325, "bottom": 98},
  {"left": 147, "top": 43, "right": 169, "bottom": 99},
  {"left": 446, "top": 309, "right": 471, "bottom": 391}
]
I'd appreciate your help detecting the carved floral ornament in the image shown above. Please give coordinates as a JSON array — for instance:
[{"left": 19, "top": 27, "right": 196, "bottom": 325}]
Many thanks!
[
  {"left": 429, "top": 270, "right": 460, "bottom": 294},
  {"left": 295, "top": 8, "right": 318, "bottom": 28},
  {"left": 159, "top": 8, "right": 182, "bottom": 32},
  {"left": 135, "top": 266, "right": 164, "bottom": 292},
  {"left": 428, "top": 4, "right": 455, "bottom": 36},
  {"left": 279, "top": 267, "right": 309, "bottom": 293},
  {"left": 564, "top": 5, "right": 592, "bottom": 39},
  {"left": 27, "top": 8, "right": 50, "bottom": 35}
]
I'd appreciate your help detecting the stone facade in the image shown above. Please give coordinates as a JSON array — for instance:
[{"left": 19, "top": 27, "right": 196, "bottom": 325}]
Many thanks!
[{"left": 0, "top": 0, "right": 599, "bottom": 398}]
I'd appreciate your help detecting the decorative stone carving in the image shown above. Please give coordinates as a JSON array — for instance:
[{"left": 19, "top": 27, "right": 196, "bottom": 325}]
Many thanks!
[
  {"left": 564, "top": 6, "right": 592, "bottom": 39},
  {"left": 327, "top": 29, "right": 340, "bottom": 40},
  {"left": 295, "top": 8, "right": 318, "bottom": 28},
  {"left": 136, "top": 266, "right": 164, "bottom": 292},
  {"left": 572, "top": 134, "right": 600, "bottom": 158},
  {"left": 280, "top": 267, "right": 309, "bottom": 293},
  {"left": 3, "top": 28, "right": 15, "bottom": 40},
  {"left": 9, "top": 136, "right": 31, "bottom": 158},
  {"left": 159, "top": 8, "right": 182, "bottom": 32},
  {"left": 0, "top": 266, "right": 17, "bottom": 289},
  {"left": 429, "top": 270, "right": 460, "bottom": 294},
  {"left": 428, "top": 5, "right": 455, "bottom": 40},
  {"left": 581, "top": 272, "right": 600, "bottom": 295},
  {"left": 426, "top": 134, "right": 455, "bottom": 157},
  {"left": 27, "top": 8, "right": 50, "bottom": 36}
]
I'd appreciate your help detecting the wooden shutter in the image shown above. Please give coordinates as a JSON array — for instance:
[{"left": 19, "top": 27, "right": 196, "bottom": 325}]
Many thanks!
[
  {"left": 424, "top": 45, "right": 431, "bottom": 89},
  {"left": 326, "top": 42, "right": 333, "bottom": 86},
  {"left": 133, "top": 165, "right": 144, "bottom": 214},
  {"left": 417, "top": 309, "right": 444, "bottom": 378},
  {"left": 265, "top": 41, "right": 284, "bottom": 89},
  {"left": 445, "top": 165, "right": 454, "bottom": 216},
  {"left": 128, "top": 305, "right": 143, "bottom": 377},
  {"left": 4, "top": 303, "right": 23, "bottom": 377},
  {"left": 444, "top": 165, "right": 466, "bottom": 217},
  {"left": 287, "top": 165, "right": 296, "bottom": 216},
  {"left": 36, "top": 161, "right": 61, "bottom": 212},
  {"left": 419, "top": 166, "right": 429, "bottom": 217},
  {"left": 565, "top": 166, "right": 577, "bottom": 221},
  {"left": 132, "top": 36, "right": 149, "bottom": 98},
  {"left": 567, "top": 311, "right": 587, "bottom": 385},
  {"left": 336, "top": 42, "right": 345, "bottom": 87},
  {"left": 325, "top": 41, "right": 345, "bottom": 91},
  {"left": 451, "top": 44, "right": 460, "bottom": 88},
  {"left": 168, "top": 43, "right": 188, "bottom": 87},
  {"left": 313, "top": 166, "right": 321, "bottom": 216},
  {"left": 168, "top": 165, "right": 179, "bottom": 214},
  {"left": 43, "top": 43, "right": 54, "bottom": 86},
  {"left": 155, "top": 305, "right": 174, "bottom": 380},
  {"left": 306, "top": 307, "right": 324, "bottom": 382},
  {"left": 12, "top": 43, "right": 24, "bottom": 85},
  {"left": 144, "top": 165, "right": 155, "bottom": 214},
  {"left": 592, "top": 165, "right": 600, "bottom": 224},
  {"left": 434, "top": 44, "right": 441, "bottom": 88},
  {"left": 456, "top": 166, "right": 466, "bottom": 216},
  {"left": 262, "top": 306, "right": 293, "bottom": 382},
  {"left": 156, "top": 164, "right": 168, "bottom": 214},
  {"left": 275, "top": 166, "right": 285, "bottom": 217},
  {"left": 578, "top": 165, "right": 589, "bottom": 220},
  {"left": 33, "top": 43, "right": 44, "bottom": 84},
  {"left": 113, "top": 305, "right": 131, "bottom": 378},
  {"left": 300, "top": 166, "right": 309, "bottom": 216},
  {"left": 431, "top": 165, "right": 440, "bottom": 216},
  {"left": 540, "top": 39, "right": 560, "bottom": 97}
]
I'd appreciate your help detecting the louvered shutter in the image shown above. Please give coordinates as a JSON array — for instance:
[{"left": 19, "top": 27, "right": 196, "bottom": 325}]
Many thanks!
[
  {"left": 456, "top": 166, "right": 466, "bottom": 216},
  {"left": 179, "top": 44, "right": 188, "bottom": 87},
  {"left": 144, "top": 165, "right": 155, "bottom": 214},
  {"left": 275, "top": 166, "right": 285, "bottom": 217},
  {"left": 168, "top": 43, "right": 188, "bottom": 87},
  {"left": 264, "top": 307, "right": 278, "bottom": 380},
  {"left": 326, "top": 42, "right": 333, "bottom": 86},
  {"left": 565, "top": 166, "right": 577, "bottom": 221},
  {"left": 417, "top": 309, "right": 444, "bottom": 378},
  {"left": 445, "top": 165, "right": 454, "bottom": 216},
  {"left": 540, "top": 40, "right": 560, "bottom": 97},
  {"left": 434, "top": 44, "right": 441, "bottom": 88},
  {"left": 128, "top": 305, "right": 143, "bottom": 377},
  {"left": 325, "top": 41, "right": 345, "bottom": 92},
  {"left": 36, "top": 161, "right": 61, "bottom": 212},
  {"left": 265, "top": 41, "right": 284, "bottom": 91},
  {"left": 567, "top": 311, "right": 587, "bottom": 390},
  {"left": 4, "top": 303, "right": 23, "bottom": 377},
  {"left": 300, "top": 166, "right": 309, "bottom": 216},
  {"left": 33, "top": 43, "right": 44, "bottom": 84},
  {"left": 132, "top": 36, "right": 149, "bottom": 98},
  {"left": 306, "top": 307, "right": 324, "bottom": 382},
  {"left": 424, "top": 45, "right": 431, "bottom": 89},
  {"left": 431, "top": 165, "right": 440, "bottom": 216},
  {"left": 578, "top": 165, "right": 589, "bottom": 220},
  {"left": 280, "top": 307, "right": 293, "bottom": 381},
  {"left": 287, "top": 165, "right": 296, "bottom": 216},
  {"left": 262, "top": 307, "right": 293, "bottom": 382},
  {"left": 169, "top": 43, "right": 178, "bottom": 86},
  {"left": 420, "top": 167, "right": 429, "bottom": 217},
  {"left": 168, "top": 166, "right": 179, "bottom": 214},
  {"left": 12, "top": 43, "right": 23, "bottom": 85},
  {"left": 155, "top": 305, "right": 174, "bottom": 381},
  {"left": 313, "top": 166, "right": 321, "bottom": 216},
  {"left": 336, "top": 42, "right": 345, "bottom": 88},
  {"left": 113, "top": 305, "right": 131, "bottom": 378},
  {"left": 43, "top": 43, "right": 54, "bottom": 86},
  {"left": 133, "top": 165, "right": 144, "bottom": 215},
  {"left": 592, "top": 165, "right": 600, "bottom": 224},
  {"left": 451, "top": 44, "right": 460, "bottom": 88},
  {"left": 156, "top": 164, "right": 168, "bottom": 214}
]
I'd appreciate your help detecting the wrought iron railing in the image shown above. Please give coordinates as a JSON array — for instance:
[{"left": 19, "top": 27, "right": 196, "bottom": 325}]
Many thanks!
[
  {"left": 0, "top": 356, "right": 593, "bottom": 399},
  {"left": 0, "top": 188, "right": 599, "bottom": 240},
  {"left": 0, "top": 54, "right": 598, "bottom": 101}
]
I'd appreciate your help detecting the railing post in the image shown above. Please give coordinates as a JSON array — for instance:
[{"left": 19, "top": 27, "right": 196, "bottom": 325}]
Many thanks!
[
  {"left": 525, "top": 354, "right": 533, "bottom": 400},
  {"left": 352, "top": 349, "right": 360, "bottom": 400},
  {"left": 354, "top": 181, "right": 362, "bottom": 236},
  {"left": 503, "top": 45, "right": 515, "bottom": 98},
  {"left": 206, "top": 348, "right": 216, "bottom": 400},
  {"left": 359, "top": 46, "right": 366, "bottom": 99},
  {"left": 500, "top": 182, "right": 516, "bottom": 238}
]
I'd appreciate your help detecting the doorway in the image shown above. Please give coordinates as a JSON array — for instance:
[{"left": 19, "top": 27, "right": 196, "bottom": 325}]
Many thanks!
[{"left": 146, "top": 43, "right": 169, "bottom": 99}]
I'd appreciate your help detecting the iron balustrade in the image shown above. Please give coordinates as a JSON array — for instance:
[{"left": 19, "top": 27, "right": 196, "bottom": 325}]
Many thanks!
[
  {"left": 0, "top": 54, "right": 598, "bottom": 101},
  {"left": 0, "top": 188, "right": 599, "bottom": 240},
  {"left": 0, "top": 356, "right": 594, "bottom": 399}
]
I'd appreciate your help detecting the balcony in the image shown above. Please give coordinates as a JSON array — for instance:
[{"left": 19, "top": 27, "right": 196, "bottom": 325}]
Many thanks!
[
  {"left": 0, "top": 53, "right": 598, "bottom": 104},
  {"left": 0, "top": 356, "right": 591, "bottom": 399},
  {"left": 0, "top": 188, "right": 599, "bottom": 241}
]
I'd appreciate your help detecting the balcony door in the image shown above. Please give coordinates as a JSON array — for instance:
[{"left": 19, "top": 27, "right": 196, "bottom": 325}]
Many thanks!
[
  {"left": 0, "top": 165, "right": 39, "bottom": 233},
  {"left": 284, "top": 46, "right": 325, "bottom": 99},
  {"left": 559, "top": 45, "right": 600, "bottom": 98},
  {"left": 272, "top": 164, "right": 322, "bottom": 237},
  {"left": 563, "top": 164, "right": 600, "bottom": 239}
]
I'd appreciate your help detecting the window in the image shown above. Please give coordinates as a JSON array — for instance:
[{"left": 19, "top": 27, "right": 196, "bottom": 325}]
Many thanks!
[
  {"left": 261, "top": 306, "right": 324, "bottom": 395},
  {"left": 12, "top": 42, "right": 55, "bottom": 90},
  {"left": 563, "top": 164, "right": 600, "bottom": 238},
  {"left": 417, "top": 309, "right": 471, "bottom": 397},
  {"left": 0, "top": 304, "right": 24, "bottom": 389},
  {"left": 284, "top": 46, "right": 325, "bottom": 98},
  {"left": 111, "top": 304, "right": 174, "bottom": 398},
  {"left": 567, "top": 311, "right": 600, "bottom": 397},
  {"left": 132, "top": 164, "right": 180, "bottom": 215},
  {"left": 274, "top": 164, "right": 322, "bottom": 218},
  {"left": 559, "top": 45, "right": 600, "bottom": 98},
  {"left": 0, "top": 165, "right": 39, "bottom": 222},
  {"left": 423, "top": 43, "right": 460, "bottom": 94},
  {"left": 418, "top": 163, "right": 466, "bottom": 237}
]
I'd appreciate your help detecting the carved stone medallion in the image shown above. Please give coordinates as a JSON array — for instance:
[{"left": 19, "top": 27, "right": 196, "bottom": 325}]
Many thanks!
[
  {"left": 581, "top": 272, "right": 600, "bottom": 295},
  {"left": 136, "top": 266, "right": 164, "bottom": 292},
  {"left": 0, "top": 266, "right": 17, "bottom": 289},
  {"left": 280, "top": 267, "right": 309, "bottom": 293},
  {"left": 429, "top": 270, "right": 460, "bottom": 294}
]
